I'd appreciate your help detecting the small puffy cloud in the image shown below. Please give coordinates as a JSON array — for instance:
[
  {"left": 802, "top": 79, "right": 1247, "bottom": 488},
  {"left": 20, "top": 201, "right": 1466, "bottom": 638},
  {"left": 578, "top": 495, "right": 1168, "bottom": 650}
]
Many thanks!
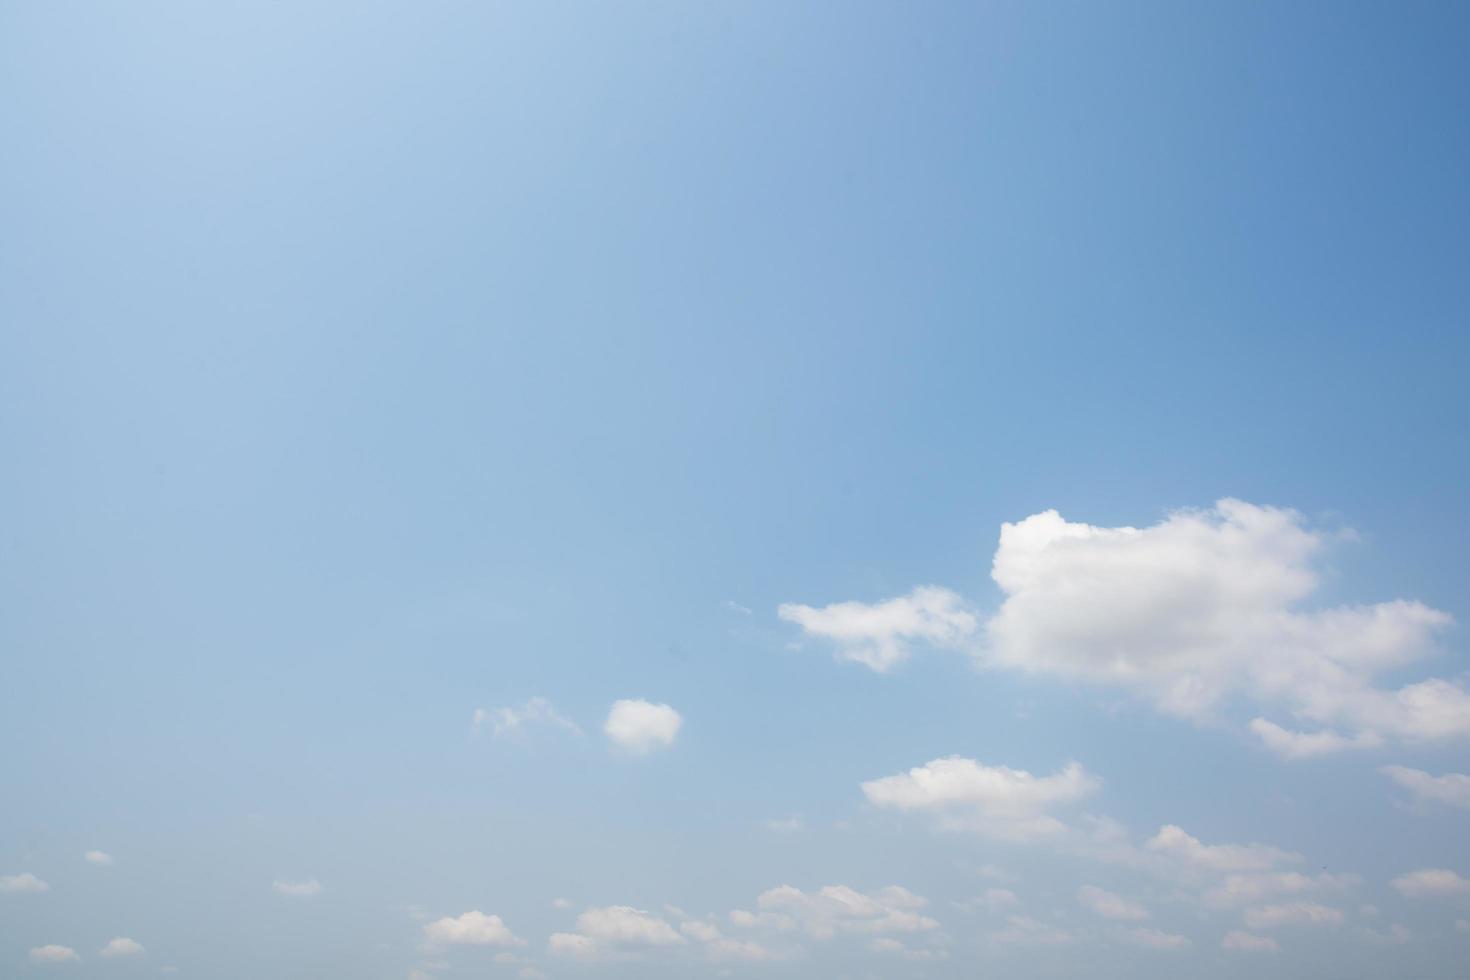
[
  {"left": 1121, "top": 927, "right": 1189, "bottom": 950},
  {"left": 1147, "top": 825, "right": 1300, "bottom": 873},
  {"left": 29, "top": 945, "right": 80, "bottom": 963},
  {"left": 738, "top": 885, "right": 938, "bottom": 940},
  {"left": 604, "top": 700, "right": 682, "bottom": 753},
  {"left": 763, "top": 816, "right": 803, "bottom": 834},
  {"left": 1203, "top": 871, "right": 1357, "bottom": 908},
  {"left": 423, "top": 911, "right": 524, "bottom": 947},
  {"left": 1380, "top": 765, "right": 1470, "bottom": 809},
  {"left": 1250, "top": 719, "right": 1383, "bottom": 759},
  {"left": 551, "top": 898, "right": 573, "bottom": 910},
  {"left": 84, "top": 850, "right": 114, "bottom": 866},
  {"left": 100, "top": 938, "right": 144, "bottom": 958},
  {"left": 985, "top": 501, "right": 1458, "bottom": 741},
  {"left": 1222, "top": 930, "right": 1279, "bottom": 952},
  {"left": 861, "top": 757, "right": 1097, "bottom": 839},
  {"left": 272, "top": 879, "right": 322, "bottom": 897},
  {"left": 778, "top": 586, "right": 977, "bottom": 672},
  {"left": 1243, "top": 903, "right": 1345, "bottom": 929},
  {"left": 955, "top": 888, "right": 1020, "bottom": 914},
  {"left": 988, "top": 915, "right": 1073, "bottom": 946},
  {"left": 1077, "top": 885, "right": 1149, "bottom": 921},
  {"left": 1391, "top": 869, "right": 1470, "bottom": 899},
  {"left": 0, "top": 872, "right": 49, "bottom": 893},
  {"left": 474, "top": 697, "right": 582, "bottom": 738},
  {"left": 549, "top": 906, "right": 683, "bottom": 959}
]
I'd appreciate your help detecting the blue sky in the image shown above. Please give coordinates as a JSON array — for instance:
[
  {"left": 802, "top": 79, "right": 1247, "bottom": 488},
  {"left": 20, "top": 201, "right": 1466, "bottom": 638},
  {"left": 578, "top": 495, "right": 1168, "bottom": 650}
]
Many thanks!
[{"left": 3, "top": 2, "right": 1470, "bottom": 978}]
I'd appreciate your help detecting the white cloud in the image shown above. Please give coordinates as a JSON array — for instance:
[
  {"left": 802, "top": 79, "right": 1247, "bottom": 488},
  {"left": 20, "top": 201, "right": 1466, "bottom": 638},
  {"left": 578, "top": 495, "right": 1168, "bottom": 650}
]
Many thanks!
[
  {"left": 778, "top": 586, "right": 977, "bottom": 672},
  {"left": 1121, "top": 927, "right": 1189, "bottom": 950},
  {"left": 986, "top": 502, "right": 1458, "bottom": 740},
  {"left": 1078, "top": 885, "right": 1149, "bottom": 921},
  {"left": 0, "top": 872, "right": 49, "bottom": 893},
  {"left": 988, "top": 915, "right": 1073, "bottom": 946},
  {"left": 272, "top": 879, "right": 322, "bottom": 897},
  {"left": 1250, "top": 718, "right": 1384, "bottom": 759},
  {"left": 1391, "top": 869, "right": 1470, "bottom": 899},
  {"left": 551, "top": 897, "right": 572, "bottom": 910},
  {"left": 604, "top": 700, "right": 682, "bottom": 753},
  {"left": 1146, "top": 825, "right": 1300, "bottom": 873},
  {"left": 1243, "top": 902, "right": 1344, "bottom": 929},
  {"left": 84, "top": 850, "right": 113, "bottom": 866},
  {"left": 955, "top": 888, "right": 1020, "bottom": 914},
  {"left": 29, "top": 945, "right": 79, "bottom": 963},
  {"left": 549, "top": 905, "right": 684, "bottom": 959},
  {"left": 100, "top": 938, "right": 144, "bottom": 958},
  {"left": 736, "top": 885, "right": 938, "bottom": 940},
  {"left": 474, "top": 697, "right": 582, "bottom": 738},
  {"left": 1380, "top": 765, "right": 1470, "bottom": 809},
  {"left": 1202, "top": 871, "right": 1356, "bottom": 908},
  {"left": 763, "top": 816, "right": 803, "bottom": 834},
  {"left": 861, "top": 757, "right": 1098, "bottom": 839},
  {"left": 423, "top": 911, "right": 524, "bottom": 947},
  {"left": 1221, "top": 930, "right": 1279, "bottom": 952}
]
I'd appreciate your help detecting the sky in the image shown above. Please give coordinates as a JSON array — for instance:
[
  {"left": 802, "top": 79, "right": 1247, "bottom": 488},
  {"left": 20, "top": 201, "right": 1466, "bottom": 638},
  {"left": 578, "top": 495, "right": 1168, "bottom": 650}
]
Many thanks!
[{"left": 3, "top": 2, "right": 1470, "bottom": 978}]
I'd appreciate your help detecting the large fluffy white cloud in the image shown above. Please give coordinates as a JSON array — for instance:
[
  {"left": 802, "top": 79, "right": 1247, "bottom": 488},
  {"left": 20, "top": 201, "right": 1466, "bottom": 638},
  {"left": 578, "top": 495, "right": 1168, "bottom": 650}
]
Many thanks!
[
  {"left": 0, "top": 872, "right": 49, "bottom": 893},
  {"left": 777, "top": 586, "right": 977, "bottom": 672},
  {"left": 423, "top": 910, "right": 524, "bottom": 947},
  {"left": 861, "top": 757, "right": 1097, "bottom": 839},
  {"left": 1380, "top": 765, "right": 1470, "bottom": 809},
  {"left": 986, "top": 500, "right": 1457, "bottom": 744},
  {"left": 784, "top": 501, "right": 1464, "bottom": 751},
  {"left": 604, "top": 700, "right": 682, "bottom": 753}
]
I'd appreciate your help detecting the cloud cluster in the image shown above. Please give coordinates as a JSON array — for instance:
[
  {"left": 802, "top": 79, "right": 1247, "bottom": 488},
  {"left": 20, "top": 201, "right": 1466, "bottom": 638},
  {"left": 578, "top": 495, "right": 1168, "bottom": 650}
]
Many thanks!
[
  {"left": 861, "top": 757, "right": 1098, "bottom": 839},
  {"left": 783, "top": 500, "right": 1464, "bottom": 753},
  {"left": 1381, "top": 766, "right": 1470, "bottom": 809},
  {"left": 549, "top": 906, "right": 684, "bottom": 959}
]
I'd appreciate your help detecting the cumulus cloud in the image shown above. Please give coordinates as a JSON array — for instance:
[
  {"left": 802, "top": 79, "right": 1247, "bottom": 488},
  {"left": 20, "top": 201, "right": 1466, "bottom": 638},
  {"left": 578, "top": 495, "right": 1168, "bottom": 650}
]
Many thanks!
[
  {"left": 1242, "top": 902, "right": 1344, "bottom": 929},
  {"left": 84, "top": 850, "right": 113, "bottom": 866},
  {"left": 549, "top": 906, "right": 683, "bottom": 959},
  {"left": 1380, "top": 765, "right": 1470, "bottom": 809},
  {"left": 988, "top": 915, "right": 1073, "bottom": 946},
  {"left": 0, "top": 872, "right": 49, "bottom": 893},
  {"left": 778, "top": 586, "right": 977, "bottom": 671},
  {"left": 862, "top": 757, "right": 1098, "bottom": 839},
  {"left": 604, "top": 700, "right": 682, "bottom": 753},
  {"left": 1391, "top": 869, "right": 1470, "bottom": 899},
  {"left": 985, "top": 501, "right": 1458, "bottom": 744},
  {"left": 1221, "top": 930, "right": 1279, "bottom": 952},
  {"left": 732, "top": 885, "right": 938, "bottom": 940},
  {"left": 1146, "top": 825, "right": 1300, "bottom": 874},
  {"left": 423, "top": 911, "right": 524, "bottom": 947},
  {"left": 1249, "top": 719, "right": 1384, "bottom": 759},
  {"left": 1121, "top": 927, "right": 1189, "bottom": 950},
  {"left": 1202, "top": 871, "right": 1357, "bottom": 908},
  {"left": 100, "top": 938, "right": 144, "bottom": 958},
  {"left": 272, "top": 879, "right": 322, "bottom": 897},
  {"left": 29, "top": 945, "right": 79, "bottom": 963},
  {"left": 474, "top": 697, "right": 582, "bottom": 738},
  {"left": 1077, "top": 885, "right": 1149, "bottom": 921}
]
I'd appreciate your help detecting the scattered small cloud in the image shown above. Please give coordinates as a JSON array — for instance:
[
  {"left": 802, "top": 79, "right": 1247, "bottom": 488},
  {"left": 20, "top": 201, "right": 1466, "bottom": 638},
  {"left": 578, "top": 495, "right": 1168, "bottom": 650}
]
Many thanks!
[
  {"left": 29, "top": 945, "right": 79, "bottom": 964},
  {"left": 423, "top": 911, "right": 524, "bottom": 947},
  {"left": 0, "top": 872, "right": 49, "bottom": 893},
  {"left": 474, "top": 697, "right": 582, "bottom": 738},
  {"left": 100, "top": 938, "right": 144, "bottom": 958},
  {"left": 272, "top": 879, "right": 322, "bottom": 897},
  {"left": 604, "top": 700, "right": 682, "bottom": 753},
  {"left": 84, "top": 850, "right": 114, "bottom": 866},
  {"left": 1221, "top": 930, "right": 1278, "bottom": 952}
]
